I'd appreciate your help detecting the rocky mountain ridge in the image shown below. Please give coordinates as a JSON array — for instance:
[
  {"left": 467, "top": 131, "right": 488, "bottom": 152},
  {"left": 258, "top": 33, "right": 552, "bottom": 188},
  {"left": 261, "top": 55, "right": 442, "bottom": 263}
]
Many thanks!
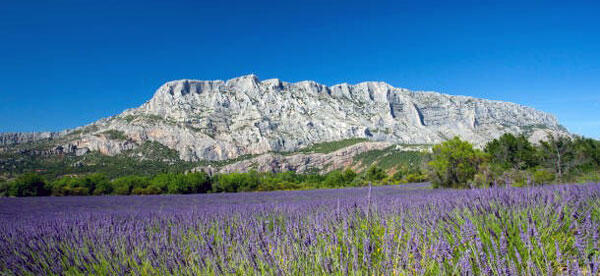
[
  {"left": 0, "top": 132, "right": 64, "bottom": 146},
  {"left": 1, "top": 75, "right": 569, "bottom": 164}
]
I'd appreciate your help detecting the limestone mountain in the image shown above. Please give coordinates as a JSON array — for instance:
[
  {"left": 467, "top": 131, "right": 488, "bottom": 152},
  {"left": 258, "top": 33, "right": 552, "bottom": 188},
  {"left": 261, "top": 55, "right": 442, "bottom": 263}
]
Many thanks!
[{"left": 0, "top": 75, "right": 569, "bottom": 175}]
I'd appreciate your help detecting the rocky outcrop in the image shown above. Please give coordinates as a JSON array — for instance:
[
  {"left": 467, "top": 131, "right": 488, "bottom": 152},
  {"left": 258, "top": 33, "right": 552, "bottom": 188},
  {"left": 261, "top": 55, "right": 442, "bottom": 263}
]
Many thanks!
[
  {"left": 0, "top": 132, "right": 64, "bottom": 146},
  {"left": 0, "top": 75, "right": 569, "bottom": 161},
  {"left": 68, "top": 135, "right": 137, "bottom": 156},
  {"left": 17, "top": 144, "right": 87, "bottom": 157}
]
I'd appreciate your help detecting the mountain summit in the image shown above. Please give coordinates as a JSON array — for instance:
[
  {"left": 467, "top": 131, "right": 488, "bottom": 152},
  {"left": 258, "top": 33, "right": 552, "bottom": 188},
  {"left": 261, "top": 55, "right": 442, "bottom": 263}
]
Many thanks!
[{"left": 1, "top": 75, "right": 568, "bottom": 162}]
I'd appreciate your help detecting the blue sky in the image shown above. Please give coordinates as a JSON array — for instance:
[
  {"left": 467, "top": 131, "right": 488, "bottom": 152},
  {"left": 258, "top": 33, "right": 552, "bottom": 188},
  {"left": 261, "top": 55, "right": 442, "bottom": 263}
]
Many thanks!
[{"left": 1, "top": 0, "right": 599, "bottom": 138}]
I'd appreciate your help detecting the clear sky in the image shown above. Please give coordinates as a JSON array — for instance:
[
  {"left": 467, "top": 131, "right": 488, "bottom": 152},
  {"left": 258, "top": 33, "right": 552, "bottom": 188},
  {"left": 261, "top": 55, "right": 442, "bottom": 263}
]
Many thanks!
[{"left": 1, "top": 0, "right": 599, "bottom": 138}]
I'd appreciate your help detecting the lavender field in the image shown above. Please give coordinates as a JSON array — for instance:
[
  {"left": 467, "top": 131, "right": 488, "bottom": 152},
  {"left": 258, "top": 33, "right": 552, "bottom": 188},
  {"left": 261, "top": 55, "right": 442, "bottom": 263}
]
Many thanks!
[{"left": 1, "top": 183, "right": 600, "bottom": 275}]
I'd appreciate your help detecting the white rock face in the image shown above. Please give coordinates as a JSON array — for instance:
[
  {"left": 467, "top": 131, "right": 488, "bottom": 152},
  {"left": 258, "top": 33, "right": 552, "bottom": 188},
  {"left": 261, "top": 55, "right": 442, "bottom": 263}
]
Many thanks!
[
  {"left": 2, "top": 75, "right": 569, "bottom": 161},
  {"left": 0, "top": 132, "right": 63, "bottom": 146}
]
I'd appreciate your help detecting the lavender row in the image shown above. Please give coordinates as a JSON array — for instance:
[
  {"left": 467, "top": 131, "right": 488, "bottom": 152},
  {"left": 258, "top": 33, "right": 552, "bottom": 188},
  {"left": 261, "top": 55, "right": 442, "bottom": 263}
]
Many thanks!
[{"left": 1, "top": 183, "right": 599, "bottom": 275}]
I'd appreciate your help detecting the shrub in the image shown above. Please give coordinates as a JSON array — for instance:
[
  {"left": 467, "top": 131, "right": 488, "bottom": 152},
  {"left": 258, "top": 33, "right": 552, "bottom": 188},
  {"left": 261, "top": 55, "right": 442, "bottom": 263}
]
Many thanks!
[
  {"left": 322, "top": 169, "right": 357, "bottom": 188},
  {"left": 342, "top": 168, "right": 357, "bottom": 183},
  {"left": 213, "top": 172, "right": 260, "bottom": 193},
  {"left": 574, "top": 171, "right": 600, "bottom": 183},
  {"left": 470, "top": 173, "right": 492, "bottom": 188},
  {"left": 93, "top": 178, "right": 113, "bottom": 195},
  {"left": 393, "top": 165, "right": 428, "bottom": 184},
  {"left": 145, "top": 185, "right": 163, "bottom": 194},
  {"left": 111, "top": 176, "right": 149, "bottom": 195},
  {"left": 0, "top": 180, "right": 9, "bottom": 196},
  {"left": 404, "top": 172, "right": 428, "bottom": 183},
  {"left": 181, "top": 172, "right": 211, "bottom": 193},
  {"left": 131, "top": 186, "right": 162, "bottom": 195},
  {"left": 69, "top": 187, "right": 90, "bottom": 196},
  {"left": 7, "top": 173, "right": 50, "bottom": 197},
  {"left": 365, "top": 165, "right": 386, "bottom": 182},
  {"left": 84, "top": 173, "right": 110, "bottom": 194},
  {"left": 48, "top": 173, "right": 112, "bottom": 196},
  {"left": 532, "top": 169, "right": 555, "bottom": 185},
  {"left": 428, "top": 137, "right": 487, "bottom": 189},
  {"left": 500, "top": 170, "right": 530, "bottom": 187},
  {"left": 50, "top": 177, "right": 84, "bottom": 196},
  {"left": 322, "top": 171, "right": 344, "bottom": 188},
  {"left": 392, "top": 170, "right": 404, "bottom": 181}
]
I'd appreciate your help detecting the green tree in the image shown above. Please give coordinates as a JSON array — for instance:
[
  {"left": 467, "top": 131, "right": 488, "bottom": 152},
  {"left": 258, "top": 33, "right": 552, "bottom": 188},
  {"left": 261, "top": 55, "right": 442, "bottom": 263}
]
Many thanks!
[
  {"left": 484, "top": 133, "right": 538, "bottom": 170},
  {"left": 532, "top": 169, "right": 555, "bottom": 185},
  {"left": 539, "top": 135, "right": 574, "bottom": 182},
  {"left": 178, "top": 172, "right": 210, "bottom": 193},
  {"left": 0, "top": 179, "right": 9, "bottom": 196},
  {"left": 365, "top": 165, "right": 386, "bottom": 182},
  {"left": 81, "top": 173, "right": 109, "bottom": 194},
  {"left": 161, "top": 172, "right": 211, "bottom": 194},
  {"left": 8, "top": 173, "right": 50, "bottom": 197},
  {"left": 213, "top": 172, "right": 259, "bottom": 193},
  {"left": 342, "top": 168, "right": 357, "bottom": 183},
  {"left": 428, "top": 137, "right": 487, "bottom": 188},
  {"left": 149, "top": 173, "right": 171, "bottom": 193},
  {"left": 165, "top": 174, "right": 188, "bottom": 194},
  {"left": 111, "top": 176, "right": 149, "bottom": 195},
  {"left": 87, "top": 174, "right": 112, "bottom": 195},
  {"left": 49, "top": 177, "right": 86, "bottom": 196},
  {"left": 571, "top": 137, "right": 600, "bottom": 171},
  {"left": 392, "top": 169, "right": 404, "bottom": 181},
  {"left": 323, "top": 171, "right": 345, "bottom": 188}
]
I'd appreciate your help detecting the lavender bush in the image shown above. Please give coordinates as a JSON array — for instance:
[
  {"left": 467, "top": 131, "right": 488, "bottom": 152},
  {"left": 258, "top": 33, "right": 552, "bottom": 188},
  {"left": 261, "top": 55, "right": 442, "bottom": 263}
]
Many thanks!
[{"left": 1, "top": 183, "right": 599, "bottom": 275}]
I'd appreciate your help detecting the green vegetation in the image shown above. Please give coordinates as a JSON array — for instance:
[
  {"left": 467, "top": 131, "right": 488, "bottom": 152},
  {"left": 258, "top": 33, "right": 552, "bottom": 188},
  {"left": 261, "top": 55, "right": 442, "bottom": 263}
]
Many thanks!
[
  {"left": 119, "top": 114, "right": 166, "bottom": 123},
  {"left": 1, "top": 137, "right": 429, "bottom": 183},
  {"left": 485, "top": 133, "right": 537, "bottom": 170},
  {"left": 298, "top": 138, "right": 368, "bottom": 153},
  {"left": 3, "top": 134, "right": 600, "bottom": 196},
  {"left": 365, "top": 165, "right": 386, "bottom": 181},
  {"left": 0, "top": 141, "right": 197, "bottom": 179},
  {"left": 48, "top": 173, "right": 110, "bottom": 196},
  {"left": 202, "top": 153, "right": 260, "bottom": 167},
  {"left": 97, "top": 129, "right": 128, "bottom": 140},
  {"left": 0, "top": 166, "right": 421, "bottom": 197},
  {"left": 428, "top": 137, "right": 487, "bottom": 188},
  {"left": 428, "top": 134, "right": 600, "bottom": 189},
  {"left": 353, "top": 146, "right": 427, "bottom": 169},
  {"left": 3, "top": 173, "right": 50, "bottom": 197}
]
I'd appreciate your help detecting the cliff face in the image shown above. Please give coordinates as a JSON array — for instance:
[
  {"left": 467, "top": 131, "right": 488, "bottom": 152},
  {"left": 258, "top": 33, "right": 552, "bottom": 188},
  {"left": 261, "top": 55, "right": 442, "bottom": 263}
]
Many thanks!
[
  {"left": 0, "top": 132, "right": 63, "bottom": 146},
  {"left": 1, "top": 75, "right": 568, "bottom": 162}
]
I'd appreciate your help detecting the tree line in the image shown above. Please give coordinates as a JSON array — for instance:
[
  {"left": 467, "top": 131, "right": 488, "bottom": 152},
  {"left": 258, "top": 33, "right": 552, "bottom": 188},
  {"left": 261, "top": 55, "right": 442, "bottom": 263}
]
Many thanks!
[
  {"left": 0, "top": 165, "right": 427, "bottom": 197},
  {"left": 428, "top": 134, "right": 600, "bottom": 188},
  {"left": 1, "top": 133, "right": 598, "bottom": 196}
]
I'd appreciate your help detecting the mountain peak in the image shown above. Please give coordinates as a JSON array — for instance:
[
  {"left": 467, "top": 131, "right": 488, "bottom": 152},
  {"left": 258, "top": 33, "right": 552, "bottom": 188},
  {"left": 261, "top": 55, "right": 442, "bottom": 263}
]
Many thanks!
[{"left": 226, "top": 74, "right": 260, "bottom": 90}]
